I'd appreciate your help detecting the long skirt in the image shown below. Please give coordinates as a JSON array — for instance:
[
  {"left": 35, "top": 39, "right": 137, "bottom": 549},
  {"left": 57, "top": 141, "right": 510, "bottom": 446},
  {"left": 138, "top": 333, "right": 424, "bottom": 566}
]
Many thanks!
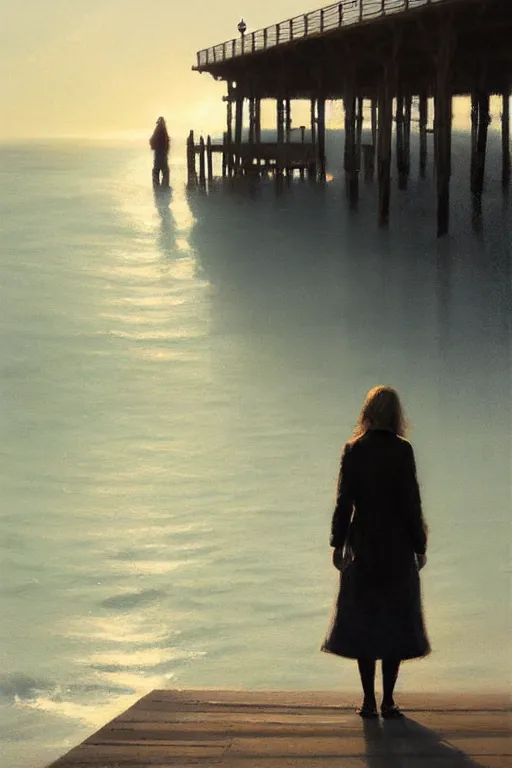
[{"left": 321, "top": 558, "right": 431, "bottom": 660}]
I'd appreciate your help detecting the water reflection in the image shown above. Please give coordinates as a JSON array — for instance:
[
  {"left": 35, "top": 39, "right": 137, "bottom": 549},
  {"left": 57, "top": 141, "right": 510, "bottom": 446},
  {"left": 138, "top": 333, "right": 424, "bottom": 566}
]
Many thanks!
[{"left": 153, "top": 184, "right": 175, "bottom": 257}]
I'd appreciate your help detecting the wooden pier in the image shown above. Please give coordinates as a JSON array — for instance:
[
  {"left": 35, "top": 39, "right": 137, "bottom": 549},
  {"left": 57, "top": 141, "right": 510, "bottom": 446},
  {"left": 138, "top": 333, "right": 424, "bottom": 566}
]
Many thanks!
[
  {"left": 46, "top": 689, "right": 511, "bottom": 767},
  {"left": 189, "top": 0, "right": 512, "bottom": 236},
  {"left": 187, "top": 131, "right": 317, "bottom": 185}
]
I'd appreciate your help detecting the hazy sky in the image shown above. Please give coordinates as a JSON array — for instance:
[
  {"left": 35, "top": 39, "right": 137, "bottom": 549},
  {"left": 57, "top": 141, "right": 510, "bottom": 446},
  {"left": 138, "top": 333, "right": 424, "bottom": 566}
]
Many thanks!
[
  {"left": 0, "top": 0, "right": 313, "bottom": 139},
  {"left": 1, "top": 1, "right": 498, "bottom": 141}
]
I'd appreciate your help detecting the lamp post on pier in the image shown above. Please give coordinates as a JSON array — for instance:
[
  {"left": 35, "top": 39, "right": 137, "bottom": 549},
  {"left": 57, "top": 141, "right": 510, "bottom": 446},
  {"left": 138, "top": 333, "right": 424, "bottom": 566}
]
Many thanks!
[{"left": 238, "top": 18, "right": 247, "bottom": 53}]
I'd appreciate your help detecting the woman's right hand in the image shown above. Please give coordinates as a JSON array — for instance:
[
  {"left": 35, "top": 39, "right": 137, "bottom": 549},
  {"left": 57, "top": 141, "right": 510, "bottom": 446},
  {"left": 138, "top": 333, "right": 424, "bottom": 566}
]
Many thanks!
[
  {"left": 332, "top": 547, "right": 344, "bottom": 571},
  {"left": 417, "top": 553, "right": 427, "bottom": 570}
]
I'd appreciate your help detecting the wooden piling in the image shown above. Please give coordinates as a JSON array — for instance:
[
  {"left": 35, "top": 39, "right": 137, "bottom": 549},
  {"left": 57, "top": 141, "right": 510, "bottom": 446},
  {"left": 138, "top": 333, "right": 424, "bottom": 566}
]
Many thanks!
[
  {"left": 226, "top": 98, "right": 233, "bottom": 177},
  {"left": 419, "top": 93, "right": 428, "bottom": 178},
  {"left": 378, "top": 69, "right": 393, "bottom": 227},
  {"left": 207, "top": 135, "right": 213, "bottom": 183},
  {"left": 396, "top": 93, "right": 407, "bottom": 190},
  {"left": 285, "top": 99, "right": 292, "bottom": 142},
  {"left": 308, "top": 98, "right": 317, "bottom": 179},
  {"left": 434, "top": 25, "right": 453, "bottom": 237},
  {"left": 187, "top": 130, "right": 196, "bottom": 184},
  {"left": 370, "top": 98, "right": 377, "bottom": 180},
  {"left": 254, "top": 98, "right": 262, "bottom": 172},
  {"left": 471, "top": 91, "right": 490, "bottom": 196},
  {"left": 396, "top": 93, "right": 411, "bottom": 189},
  {"left": 404, "top": 94, "right": 412, "bottom": 180},
  {"left": 277, "top": 98, "right": 285, "bottom": 146},
  {"left": 222, "top": 132, "right": 228, "bottom": 177},
  {"left": 344, "top": 90, "right": 358, "bottom": 204},
  {"left": 356, "top": 96, "right": 364, "bottom": 171},
  {"left": 317, "top": 98, "right": 326, "bottom": 180},
  {"left": 310, "top": 98, "right": 317, "bottom": 147},
  {"left": 470, "top": 91, "right": 478, "bottom": 192},
  {"left": 255, "top": 98, "right": 262, "bottom": 144},
  {"left": 274, "top": 98, "right": 284, "bottom": 178},
  {"left": 300, "top": 126, "right": 306, "bottom": 180},
  {"left": 234, "top": 95, "right": 244, "bottom": 174},
  {"left": 248, "top": 98, "right": 256, "bottom": 144},
  {"left": 502, "top": 87, "right": 510, "bottom": 188},
  {"left": 199, "top": 135, "right": 206, "bottom": 186},
  {"left": 284, "top": 98, "right": 292, "bottom": 179}
]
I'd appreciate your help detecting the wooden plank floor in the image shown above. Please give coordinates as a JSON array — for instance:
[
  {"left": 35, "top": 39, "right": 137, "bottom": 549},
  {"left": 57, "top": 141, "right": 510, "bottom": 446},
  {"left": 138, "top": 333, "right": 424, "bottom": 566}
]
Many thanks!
[{"left": 47, "top": 689, "right": 511, "bottom": 768}]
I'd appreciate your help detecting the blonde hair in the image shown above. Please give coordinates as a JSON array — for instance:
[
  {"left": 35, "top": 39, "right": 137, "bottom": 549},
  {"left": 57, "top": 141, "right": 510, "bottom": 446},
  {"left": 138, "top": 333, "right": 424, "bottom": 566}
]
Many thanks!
[{"left": 349, "top": 385, "right": 408, "bottom": 442}]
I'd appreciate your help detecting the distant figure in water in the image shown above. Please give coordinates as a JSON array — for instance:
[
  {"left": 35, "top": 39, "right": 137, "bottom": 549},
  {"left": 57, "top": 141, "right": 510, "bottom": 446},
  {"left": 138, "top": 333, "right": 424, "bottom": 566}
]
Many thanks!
[
  {"left": 321, "top": 385, "right": 430, "bottom": 719},
  {"left": 150, "top": 116, "right": 170, "bottom": 187}
]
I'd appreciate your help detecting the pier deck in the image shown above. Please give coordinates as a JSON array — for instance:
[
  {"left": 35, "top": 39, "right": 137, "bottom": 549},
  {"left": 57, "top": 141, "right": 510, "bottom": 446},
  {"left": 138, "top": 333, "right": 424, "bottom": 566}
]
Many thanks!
[
  {"left": 193, "top": 0, "right": 510, "bottom": 99},
  {"left": 47, "top": 689, "right": 511, "bottom": 767}
]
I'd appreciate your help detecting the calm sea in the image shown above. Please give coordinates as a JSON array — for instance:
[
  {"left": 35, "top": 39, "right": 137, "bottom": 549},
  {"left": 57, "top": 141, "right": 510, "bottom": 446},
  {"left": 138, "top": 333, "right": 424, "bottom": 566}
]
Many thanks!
[{"left": 0, "top": 127, "right": 510, "bottom": 768}]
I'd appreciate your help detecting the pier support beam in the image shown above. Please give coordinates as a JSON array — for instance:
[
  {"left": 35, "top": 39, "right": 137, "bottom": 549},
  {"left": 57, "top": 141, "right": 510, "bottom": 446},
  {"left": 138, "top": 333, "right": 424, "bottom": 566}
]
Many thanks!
[
  {"left": 317, "top": 98, "right": 326, "bottom": 180},
  {"left": 285, "top": 99, "right": 292, "bottom": 142},
  {"left": 248, "top": 98, "right": 256, "bottom": 144},
  {"left": 234, "top": 95, "right": 244, "bottom": 174},
  {"left": 396, "top": 93, "right": 411, "bottom": 189},
  {"left": 309, "top": 98, "right": 317, "bottom": 179},
  {"left": 356, "top": 97, "right": 364, "bottom": 171},
  {"left": 187, "top": 130, "right": 196, "bottom": 184},
  {"left": 199, "top": 135, "right": 206, "bottom": 186},
  {"left": 344, "top": 89, "right": 358, "bottom": 204},
  {"left": 276, "top": 98, "right": 285, "bottom": 178},
  {"left": 434, "top": 26, "right": 453, "bottom": 237},
  {"left": 502, "top": 87, "right": 510, "bottom": 188},
  {"left": 396, "top": 94, "right": 406, "bottom": 189},
  {"left": 226, "top": 97, "right": 233, "bottom": 177},
  {"left": 222, "top": 132, "right": 228, "bottom": 177},
  {"left": 404, "top": 94, "right": 412, "bottom": 181},
  {"left": 310, "top": 98, "right": 317, "bottom": 147},
  {"left": 419, "top": 93, "right": 428, "bottom": 178},
  {"left": 378, "top": 69, "right": 393, "bottom": 227},
  {"left": 206, "top": 135, "right": 213, "bottom": 183},
  {"left": 471, "top": 91, "right": 490, "bottom": 196},
  {"left": 255, "top": 98, "right": 262, "bottom": 144},
  {"left": 277, "top": 98, "right": 285, "bottom": 145},
  {"left": 470, "top": 92, "right": 478, "bottom": 190},
  {"left": 370, "top": 98, "right": 377, "bottom": 180},
  {"left": 285, "top": 98, "right": 292, "bottom": 179}
]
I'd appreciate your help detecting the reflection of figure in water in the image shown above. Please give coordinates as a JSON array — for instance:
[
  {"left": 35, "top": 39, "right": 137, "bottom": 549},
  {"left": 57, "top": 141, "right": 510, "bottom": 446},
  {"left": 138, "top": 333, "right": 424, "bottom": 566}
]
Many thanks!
[
  {"left": 150, "top": 116, "right": 170, "bottom": 187},
  {"left": 153, "top": 184, "right": 174, "bottom": 256},
  {"left": 322, "top": 386, "right": 430, "bottom": 719}
]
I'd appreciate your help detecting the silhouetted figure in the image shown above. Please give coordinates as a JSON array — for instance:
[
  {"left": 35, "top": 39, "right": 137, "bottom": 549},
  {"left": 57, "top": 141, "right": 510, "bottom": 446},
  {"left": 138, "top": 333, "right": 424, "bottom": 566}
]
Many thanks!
[
  {"left": 321, "top": 385, "right": 430, "bottom": 719},
  {"left": 150, "top": 116, "right": 170, "bottom": 187}
]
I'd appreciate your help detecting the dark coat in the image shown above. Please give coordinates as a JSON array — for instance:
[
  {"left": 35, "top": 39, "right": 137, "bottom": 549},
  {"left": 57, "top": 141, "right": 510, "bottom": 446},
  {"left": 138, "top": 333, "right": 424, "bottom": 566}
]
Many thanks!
[
  {"left": 321, "top": 429, "right": 431, "bottom": 661},
  {"left": 150, "top": 124, "right": 170, "bottom": 154}
]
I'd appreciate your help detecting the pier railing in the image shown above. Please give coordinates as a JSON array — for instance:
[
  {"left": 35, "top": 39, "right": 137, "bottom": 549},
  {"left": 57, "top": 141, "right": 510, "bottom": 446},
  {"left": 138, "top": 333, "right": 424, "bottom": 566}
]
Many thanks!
[{"left": 195, "top": 0, "right": 447, "bottom": 68}]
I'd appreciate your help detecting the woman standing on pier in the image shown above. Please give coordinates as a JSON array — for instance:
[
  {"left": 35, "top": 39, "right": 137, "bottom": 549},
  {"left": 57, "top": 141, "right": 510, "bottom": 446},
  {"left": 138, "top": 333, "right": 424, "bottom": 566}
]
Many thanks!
[{"left": 322, "top": 385, "right": 430, "bottom": 719}]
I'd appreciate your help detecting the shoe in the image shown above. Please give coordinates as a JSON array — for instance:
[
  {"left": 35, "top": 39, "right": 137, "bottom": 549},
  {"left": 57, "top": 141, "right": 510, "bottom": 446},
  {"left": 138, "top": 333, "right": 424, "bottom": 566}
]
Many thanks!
[
  {"left": 381, "top": 703, "right": 404, "bottom": 719},
  {"left": 356, "top": 705, "right": 378, "bottom": 719}
]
